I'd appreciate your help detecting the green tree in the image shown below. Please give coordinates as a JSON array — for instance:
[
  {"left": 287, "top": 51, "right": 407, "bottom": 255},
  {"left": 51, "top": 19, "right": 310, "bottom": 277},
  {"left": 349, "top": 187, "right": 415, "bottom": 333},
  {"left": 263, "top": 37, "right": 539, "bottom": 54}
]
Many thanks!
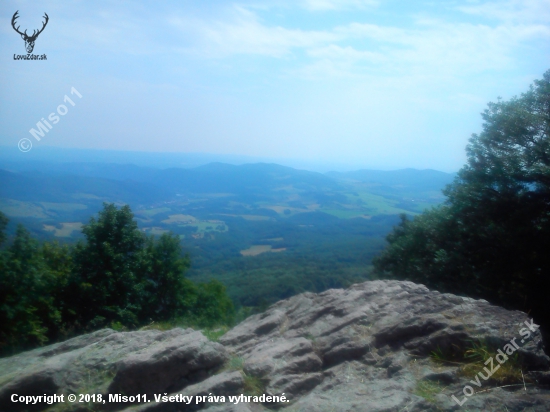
[
  {"left": 192, "top": 280, "right": 235, "bottom": 327},
  {"left": 374, "top": 70, "right": 550, "bottom": 337},
  {"left": 40, "top": 241, "right": 75, "bottom": 338},
  {"left": 71, "top": 203, "right": 147, "bottom": 328},
  {"left": 0, "top": 204, "right": 237, "bottom": 355},
  {"left": 0, "top": 225, "right": 60, "bottom": 353},
  {"left": 139, "top": 233, "right": 194, "bottom": 322},
  {"left": 0, "top": 211, "right": 8, "bottom": 248},
  {"left": 139, "top": 233, "right": 235, "bottom": 327},
  {"left": 71, "top": 203, "right": 235, "bottom": 330}
]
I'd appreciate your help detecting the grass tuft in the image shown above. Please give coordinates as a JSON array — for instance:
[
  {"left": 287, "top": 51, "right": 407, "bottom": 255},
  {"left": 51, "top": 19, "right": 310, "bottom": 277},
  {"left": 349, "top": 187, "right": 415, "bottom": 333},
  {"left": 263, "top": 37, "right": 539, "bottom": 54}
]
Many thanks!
[
  {"left": 139, "top": 321, "right": 230, "bottom": 342},
  {"left": 430, "top": 340, "right": 526, "bottom": 385},
  {"left": 243, "top": 374, "right": 266, "bottom": 397},
  {"left": 201, "top": 326, "right": 230, "bottom": 342},
  {"left": 225, "top": 356, "right": 245, "bottom": 371},
  {"left": 460, "top": 341, "right": 523, "bottom": 384},
  {"left": 414, "top": 380, "right": 445, "bottom": 403}
]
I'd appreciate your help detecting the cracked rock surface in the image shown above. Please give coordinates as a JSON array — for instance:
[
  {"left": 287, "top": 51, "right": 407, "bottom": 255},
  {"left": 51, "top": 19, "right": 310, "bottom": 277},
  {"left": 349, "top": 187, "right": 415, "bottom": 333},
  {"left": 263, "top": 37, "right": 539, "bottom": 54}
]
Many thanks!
[
  {"left": 220, "top": 280, "right": 550, "bottom": 411},
  {"left": 1, "top": 280, "right": 550, "bottom": 412}
]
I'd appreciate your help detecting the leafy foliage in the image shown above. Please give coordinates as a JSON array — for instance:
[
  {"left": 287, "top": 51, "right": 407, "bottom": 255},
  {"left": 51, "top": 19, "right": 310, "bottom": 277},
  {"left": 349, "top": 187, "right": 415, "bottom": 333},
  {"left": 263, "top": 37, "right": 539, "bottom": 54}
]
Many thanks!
[
  {"left": 0, "top": 205, "right": 235, "bottom": 356},
  {"left": 374, "top": 70, "right": 550, "bottom": 339},
  {"left": 0, "top": 212, "right": 7, "bottom": 247},
  {"left": 71, "top": 204, "right": 147, "bottom": 328},
  {"left": 139, "top": 232, "right": 194, "bottom": 323}
]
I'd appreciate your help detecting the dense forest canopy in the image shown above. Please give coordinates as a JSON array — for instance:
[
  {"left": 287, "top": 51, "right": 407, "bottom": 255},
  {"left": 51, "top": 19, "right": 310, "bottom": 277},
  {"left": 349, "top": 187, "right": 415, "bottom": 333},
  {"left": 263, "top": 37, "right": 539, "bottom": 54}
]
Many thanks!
[{"left": 374, "top": 69, "right": 550, "bottom": 342}]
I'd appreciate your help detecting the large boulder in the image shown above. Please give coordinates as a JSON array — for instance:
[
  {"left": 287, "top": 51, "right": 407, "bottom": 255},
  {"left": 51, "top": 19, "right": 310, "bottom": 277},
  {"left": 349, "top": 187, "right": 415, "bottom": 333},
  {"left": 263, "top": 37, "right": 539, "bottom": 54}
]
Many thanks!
[
  {"left": 219, "top": 280, "right": 550, "bottom": 411},
  {"left": 0, "top": 328, "right": 228, "bottom": 412},
  {"left": 2, "top": 280, "right": 550, "bottom": 412}
]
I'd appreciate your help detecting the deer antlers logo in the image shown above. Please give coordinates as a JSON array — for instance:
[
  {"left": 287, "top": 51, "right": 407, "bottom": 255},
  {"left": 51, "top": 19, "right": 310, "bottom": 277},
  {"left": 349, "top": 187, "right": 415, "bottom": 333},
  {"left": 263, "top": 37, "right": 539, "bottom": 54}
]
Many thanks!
[{"left": 11, "top": 11, "right": 49, "bottom": 54}]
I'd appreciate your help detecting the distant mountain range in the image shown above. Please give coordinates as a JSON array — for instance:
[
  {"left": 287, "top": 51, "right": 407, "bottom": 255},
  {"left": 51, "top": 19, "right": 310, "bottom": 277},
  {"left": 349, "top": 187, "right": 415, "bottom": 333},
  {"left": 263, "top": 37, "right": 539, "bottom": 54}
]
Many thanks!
[
  {"left": 0, "top": 161, "right": 454, "bottom": 204},
  {"left": 0, "top": 148, "right": 457, "bottom": 307},
  {"left": 0, "top": 146, "right": 458, "bottom": 174},
  {"left": 0, "top": 146, "right": 272, "bottom": 171},
  {"left": 0, "top": 147, "right": 456, "bottom": 244}
]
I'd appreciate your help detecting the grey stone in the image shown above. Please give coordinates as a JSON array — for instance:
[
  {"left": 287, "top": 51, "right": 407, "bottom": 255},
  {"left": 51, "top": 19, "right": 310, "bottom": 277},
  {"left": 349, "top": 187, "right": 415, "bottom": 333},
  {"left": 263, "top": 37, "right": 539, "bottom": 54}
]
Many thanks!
[
  {"left": 127, "top": 371, "right": 244, "bottom": 412},
  {"left": 0, "top": 328, "right": 228, "bottom": 412},
  {"left": 2, "top": 280, "right": 550, "bottom": 412},
  {"left": 220, "top": 280, "right": 550, "bottom": 411},
  {"left": 108, "top": 329, "right": 228, "bottom": 396}
]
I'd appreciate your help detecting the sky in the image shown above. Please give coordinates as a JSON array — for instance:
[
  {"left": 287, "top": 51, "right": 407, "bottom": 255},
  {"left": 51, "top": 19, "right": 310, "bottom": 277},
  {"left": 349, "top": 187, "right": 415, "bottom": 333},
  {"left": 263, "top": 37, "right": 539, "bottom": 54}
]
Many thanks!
[{"left": 0, "top": 0, "right": 548, "bottom": 172}]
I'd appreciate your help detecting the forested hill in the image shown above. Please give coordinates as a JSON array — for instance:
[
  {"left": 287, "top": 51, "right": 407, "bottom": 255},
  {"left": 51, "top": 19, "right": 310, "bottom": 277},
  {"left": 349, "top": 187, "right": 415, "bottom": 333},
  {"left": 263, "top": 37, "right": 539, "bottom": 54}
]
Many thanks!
[
  {"left": 0, "top": 161, "right": 455, "bottom": 216},
  {"left": 0, "top": 159, "right": 455, "bottom": 309}
]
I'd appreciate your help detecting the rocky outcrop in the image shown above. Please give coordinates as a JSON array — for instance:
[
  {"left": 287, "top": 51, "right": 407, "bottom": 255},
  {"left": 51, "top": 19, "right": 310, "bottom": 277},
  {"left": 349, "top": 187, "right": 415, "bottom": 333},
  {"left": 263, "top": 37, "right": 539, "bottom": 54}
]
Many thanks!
[
  {"left": 2, "top": 280, "right": 550, "bottom": 412},
  {"left": 219, "top": 280, "right": 550, "bottom": 411},
  {"left": 0, "top": 328, "right": 228, "bottom": 412}
]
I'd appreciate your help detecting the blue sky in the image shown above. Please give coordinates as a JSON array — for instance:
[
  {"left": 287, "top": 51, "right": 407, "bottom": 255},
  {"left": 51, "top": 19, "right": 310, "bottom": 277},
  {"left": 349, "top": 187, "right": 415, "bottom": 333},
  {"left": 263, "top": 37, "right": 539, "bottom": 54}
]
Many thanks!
[{"left": 0, "top": 0, "right": 548, "bottom": 172}]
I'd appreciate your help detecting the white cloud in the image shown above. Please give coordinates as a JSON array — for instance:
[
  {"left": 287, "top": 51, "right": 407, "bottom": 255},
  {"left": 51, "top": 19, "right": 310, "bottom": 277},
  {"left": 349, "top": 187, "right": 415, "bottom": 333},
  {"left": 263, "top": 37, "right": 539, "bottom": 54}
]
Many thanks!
[
  {"left": 334, "top": 19, "right": 550, "bottom": 75},
  {"left": 302, "top": 0, "right": 379, "bottom": 11},
  {"left": 170, "top": 6, "right": 339, "bottom": 58},
  {"left": 457, "top": 0, "right": 550, "bottom": 24},
  {"left": 307, "top": 45, "right": 384, "bottom": 62},
  {"left": 169, "top": 1, "right": 549, "bottom": 80}
]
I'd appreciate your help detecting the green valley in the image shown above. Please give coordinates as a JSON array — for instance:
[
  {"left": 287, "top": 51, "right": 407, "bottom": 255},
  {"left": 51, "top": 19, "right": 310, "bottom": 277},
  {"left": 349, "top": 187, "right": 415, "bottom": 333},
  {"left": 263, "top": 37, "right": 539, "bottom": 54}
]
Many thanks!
[{"left": 0, "top": 161, "right": 454, "bottom": 308}]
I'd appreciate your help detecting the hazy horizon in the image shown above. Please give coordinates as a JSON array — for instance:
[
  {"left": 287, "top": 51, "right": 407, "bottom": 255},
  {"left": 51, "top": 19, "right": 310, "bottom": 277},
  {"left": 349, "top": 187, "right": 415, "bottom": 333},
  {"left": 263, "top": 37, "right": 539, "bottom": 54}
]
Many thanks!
[
  {"left": 0, "top": 145, "right": 460, "bottom": 174},
  {"left": 1, "top": 0, "right": 548, "bottom": 172}
]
